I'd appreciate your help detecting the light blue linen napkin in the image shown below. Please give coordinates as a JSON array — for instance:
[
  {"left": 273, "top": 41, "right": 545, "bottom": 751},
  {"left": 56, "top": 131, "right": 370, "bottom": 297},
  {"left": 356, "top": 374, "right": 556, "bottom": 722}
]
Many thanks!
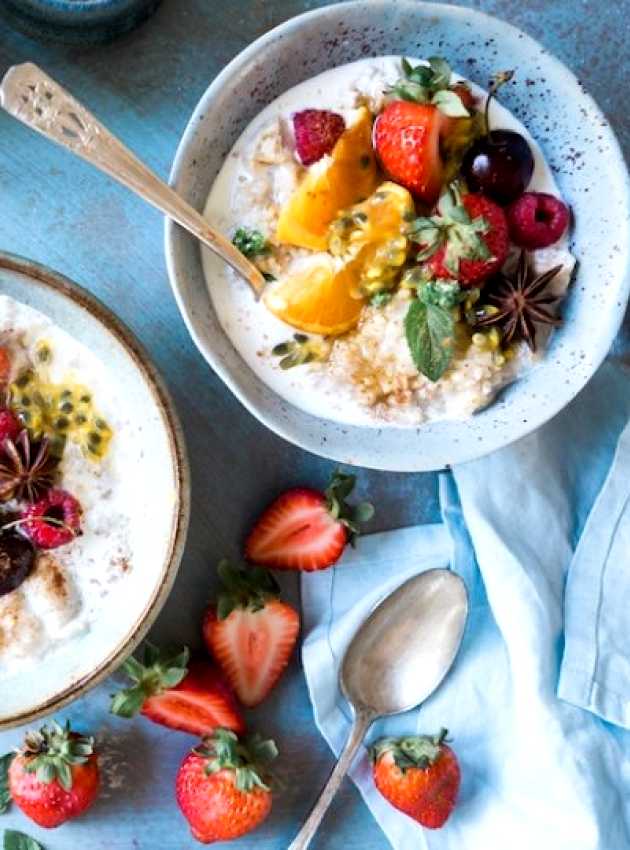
[{"left": 301, "top": 362, "right": 630, "bottom": 850}]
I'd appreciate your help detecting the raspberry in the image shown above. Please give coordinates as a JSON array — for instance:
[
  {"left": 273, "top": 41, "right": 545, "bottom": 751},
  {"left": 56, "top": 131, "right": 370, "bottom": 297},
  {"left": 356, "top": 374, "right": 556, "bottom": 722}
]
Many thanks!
[
  {"left": 293, "top": 109, "right": 345, "bottom": 166},
  {"left": 21, "top": 489, "right": 83, "bottom": 550},
  {"left": 0, "top": 409, "right": 22, "bottom": 445},
  {"left": 507, "top": 192, "right": 570, "bottom": 250}
]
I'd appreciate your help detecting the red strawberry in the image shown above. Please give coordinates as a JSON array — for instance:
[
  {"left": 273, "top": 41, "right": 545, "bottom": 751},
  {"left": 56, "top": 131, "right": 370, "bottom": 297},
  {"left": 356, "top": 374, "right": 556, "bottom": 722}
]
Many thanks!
[
  {"left": 374, "top": 101, "right": 449, "bottom": 205},
  {"left": 8, "top": 720, "right": 100, "bottom": 828},
  {"left": 371, "top": 730, "right": 460, "bottom": 829},
  {"left": 20, "top": 489, "right": 82, "bottom": 549},
  {"left": 110, "top": 644, "right": 245, "bottom": 737},
  {"left": 0, "top": 408, "right": 21, "bottom": 444},
  {"left": 176, "top": 728, "right": 277, "bottom": 844},
  {"left": 202, "top": 561, "right": 300, "bottom": 707},
  {"left": 244, "top": 471, "right": 374, "bottom": 572},
  {"left": 293, "top": 109, "right": 345, "bottom": 166},
  {"left": 413, "top": 185, "right": 509, "bottom": 287}
]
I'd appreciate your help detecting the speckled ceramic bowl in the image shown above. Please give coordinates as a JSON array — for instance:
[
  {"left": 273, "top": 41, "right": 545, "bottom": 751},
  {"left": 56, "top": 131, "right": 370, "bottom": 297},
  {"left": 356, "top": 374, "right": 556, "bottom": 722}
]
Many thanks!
[
  {"left": 166, "top": 0, "right": 630, "bottom": 472},
  {"left": 0, "top": 252, "right": 190, "bottom": 729}
]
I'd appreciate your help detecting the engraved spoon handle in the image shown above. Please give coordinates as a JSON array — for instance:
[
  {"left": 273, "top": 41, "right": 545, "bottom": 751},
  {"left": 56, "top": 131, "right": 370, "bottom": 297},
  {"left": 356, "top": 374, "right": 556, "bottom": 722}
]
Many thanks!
[
  {"left": 288, "top": 710, "right": 374, "bottom": 850},
  {"left": 0, "top": 63, "right": 265, "bottom": 295}
]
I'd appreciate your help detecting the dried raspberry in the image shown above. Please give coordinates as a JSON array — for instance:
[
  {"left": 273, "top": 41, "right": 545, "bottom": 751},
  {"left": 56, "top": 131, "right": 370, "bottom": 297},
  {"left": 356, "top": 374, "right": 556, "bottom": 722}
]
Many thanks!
[
  {"left": 21, "top": 489, "right": 82, "bottom": 550},
  {"left": 507, "top": 192, "right": 570, "bottom": 250},
  {"left": 0, "top": 409, "right": 22, "bottom": 445},
  {"left": 293, "top": 109, "right": 345, "bottom": 166}
]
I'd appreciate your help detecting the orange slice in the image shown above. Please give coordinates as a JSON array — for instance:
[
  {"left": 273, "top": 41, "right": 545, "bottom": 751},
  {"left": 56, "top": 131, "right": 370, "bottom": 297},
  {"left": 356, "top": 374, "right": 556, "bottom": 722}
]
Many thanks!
[
  {"left": 264, "top": 256, "right": 364, "bottom": 336},
  {"left": 276, "top": 107, "right": 379, "bottom": 251}
]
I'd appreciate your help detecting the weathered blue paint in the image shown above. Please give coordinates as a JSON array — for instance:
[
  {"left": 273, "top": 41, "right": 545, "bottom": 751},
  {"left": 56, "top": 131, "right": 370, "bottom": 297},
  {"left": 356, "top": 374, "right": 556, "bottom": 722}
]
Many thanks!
[{"left": 0, "top": 1, "right": 627, "bottom": 848}]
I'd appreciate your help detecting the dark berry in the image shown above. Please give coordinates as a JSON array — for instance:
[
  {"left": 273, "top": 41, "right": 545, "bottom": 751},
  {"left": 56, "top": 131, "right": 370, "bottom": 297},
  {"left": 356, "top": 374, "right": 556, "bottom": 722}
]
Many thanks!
[
  {"left": 462, "top": 130, "right": 534, "bottom": 205},
  {"left": 507, "top": 192, "right": 570, "bottom": 249},
  {"left": 21, "top": 489, "right": 82, "bottom": 550},
  {"left": 0, "top": 531, "right": 35, "bottom": 596}
]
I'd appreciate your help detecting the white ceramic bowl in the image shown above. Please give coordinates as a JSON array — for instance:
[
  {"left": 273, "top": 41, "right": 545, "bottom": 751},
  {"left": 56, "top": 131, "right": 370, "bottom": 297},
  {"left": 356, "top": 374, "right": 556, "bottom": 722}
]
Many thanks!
[
  {"left": 166, "top": 0, "right": 630, "bottom": 472},
  {"left": 0, "top": 252, "right": 190, "bottom": 729}
]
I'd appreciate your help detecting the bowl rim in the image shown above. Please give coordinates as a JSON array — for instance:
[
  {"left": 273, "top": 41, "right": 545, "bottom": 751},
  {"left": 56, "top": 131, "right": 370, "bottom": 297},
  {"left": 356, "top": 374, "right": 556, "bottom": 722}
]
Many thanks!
[
  {"left": 0, "top": 250, "right": 191, "bottom": 730},
  {"left": 165, "top": 0, "right": 630, "bottom": 472}
]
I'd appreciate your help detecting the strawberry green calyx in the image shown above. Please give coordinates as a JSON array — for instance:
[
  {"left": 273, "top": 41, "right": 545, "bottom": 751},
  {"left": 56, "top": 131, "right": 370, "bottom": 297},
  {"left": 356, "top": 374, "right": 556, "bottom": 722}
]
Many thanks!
[
  {"left": 408, "top": 182, "right": 491, "bottom": 275},
  {"left": 370, "top": 730, "right": 449, "bottom": 772},
  {"left": 110, "top": 643, "right": 189, "bottom": 718},
  {"left": 388, "top": 57, "right": 470, "bottom": 118},
  {"left": 195, "top": 728, "right": 278, "bottom": 792},
  {"left": 325, "top": 470, "right": 375, "bottom": 544},
  {"left": 21, "top": 720, "right": 94, "bottom": 791},
  {"left": 216, "top": 560, "right": 280, "bottom": 620}
]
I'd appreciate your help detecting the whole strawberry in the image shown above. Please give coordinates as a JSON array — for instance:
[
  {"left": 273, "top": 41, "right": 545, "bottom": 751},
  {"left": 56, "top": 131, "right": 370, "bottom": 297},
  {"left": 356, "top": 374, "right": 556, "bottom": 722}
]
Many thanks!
[
  {"left": 203, "top": 561, "right": 300, "bottom": 707},
  {"left": 176, "top": 728, "right": 277, "bottom": 844},
  {"left": 8, "top": 720, "right": 99, "bottom": 828},
  {"left": 370, "top": 730, "right": 460, "bottom": 829},
  {"left": 409, "top": 183, "right": 509, "bottom": 287},
  {"left": 111, "top": 643, "right": 245, "bottom": 737},
  {"left": 244, "top": 470, "right": 373, "bottom": 572}
]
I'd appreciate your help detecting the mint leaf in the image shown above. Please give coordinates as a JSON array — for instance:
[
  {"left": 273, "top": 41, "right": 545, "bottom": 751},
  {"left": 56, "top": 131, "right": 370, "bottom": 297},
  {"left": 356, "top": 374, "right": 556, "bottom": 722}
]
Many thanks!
[
  {"left": 0, "top": 754, "right": 12, "bottom": 814},
  {"left": 232, "top": 227, "right": 270, "bottom": 259},
  {"left": 405, "top": 299, "right": 454, "bottom": 382},
  {"left": 4, "top": 831, "right": 43, "bottom": 850},
  {"left": 420, "top": 280, "right": 463, "bottom": 310},
  {"left": 432, "top": 89, "right": 469, "bottom": 118}
]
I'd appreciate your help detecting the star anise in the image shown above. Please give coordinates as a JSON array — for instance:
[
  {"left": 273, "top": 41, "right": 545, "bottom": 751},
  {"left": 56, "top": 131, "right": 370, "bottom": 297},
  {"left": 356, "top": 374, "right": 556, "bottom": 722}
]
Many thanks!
[
  {"left": 474, "top": 250, "right": 563, "bottom": 351},
  {"left": 0, "top": 430, "right": 59, "bottom": 503}
]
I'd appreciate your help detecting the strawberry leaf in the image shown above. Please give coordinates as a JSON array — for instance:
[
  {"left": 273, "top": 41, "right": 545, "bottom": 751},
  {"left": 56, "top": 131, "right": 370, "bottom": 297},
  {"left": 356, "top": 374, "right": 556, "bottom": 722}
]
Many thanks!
[
  {"left": 215, "top": 561, "right": 280, "bottom": 619},
  {"left": 427, "top": 56, "right": 452, "bottom": 90},
  {"left": 0, "top": 754, "right": 13, "bottom": 813},
  {"left": 3, "top": 831, "right": 43, "bottom": 850},
  {"left": 405, "top": 299, "right": 454, "bottom": 382},
  {"left": 111, "top": 644, "right": 190, "bottom": 717}
]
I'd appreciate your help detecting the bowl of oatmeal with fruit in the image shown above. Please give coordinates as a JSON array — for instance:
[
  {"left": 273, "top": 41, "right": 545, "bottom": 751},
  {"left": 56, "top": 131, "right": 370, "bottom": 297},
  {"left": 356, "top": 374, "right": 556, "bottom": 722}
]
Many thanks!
[
  {"left": 0, "top": 253, "right": 189, "bottom": 728},
  {"left": 166, "top": 1, "right": 630, "bottom": 471}
]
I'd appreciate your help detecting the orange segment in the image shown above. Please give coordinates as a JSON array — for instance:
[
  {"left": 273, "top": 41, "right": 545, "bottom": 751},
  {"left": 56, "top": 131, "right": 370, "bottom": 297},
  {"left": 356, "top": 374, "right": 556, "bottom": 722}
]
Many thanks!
[
  {"left": 276, "top": 107, "right": 379, "bottom": 251},
  {"left": 263, "top": 256, "right": 364, "bottom": 336}
]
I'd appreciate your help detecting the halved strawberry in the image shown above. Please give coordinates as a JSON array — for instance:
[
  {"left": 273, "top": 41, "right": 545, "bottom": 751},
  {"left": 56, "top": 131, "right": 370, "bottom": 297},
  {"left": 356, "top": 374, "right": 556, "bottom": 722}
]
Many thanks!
[
  {"left": 203, "top": 561, "right": 300, "bottom": 707},
  {"left": 110, "top": 644, "right": 245, "bottom": 737},
  {"left": 374, "top": 57, "right": 472, "bottom": 204},
  {"left": 408, "top": 183, "right": 509, "bottom": 287},
  {"left": 374, "top": 101, "right": 448, "bottom": 205},
  {"left": 244, "top": 471, "right": 374, "bottom": 572},
  {"left": 293, "top": 109, "right": 345, "bottom": 166}
]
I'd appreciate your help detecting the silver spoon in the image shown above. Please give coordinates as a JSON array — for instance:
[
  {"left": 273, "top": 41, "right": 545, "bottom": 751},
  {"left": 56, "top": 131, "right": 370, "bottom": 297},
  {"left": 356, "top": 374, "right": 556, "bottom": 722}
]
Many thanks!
[
  {"left": 289, "top": 568, "right": 468, "bottom": 850},
  {"left": 0, "top": 63, "right": 265, "bottom": 296}
]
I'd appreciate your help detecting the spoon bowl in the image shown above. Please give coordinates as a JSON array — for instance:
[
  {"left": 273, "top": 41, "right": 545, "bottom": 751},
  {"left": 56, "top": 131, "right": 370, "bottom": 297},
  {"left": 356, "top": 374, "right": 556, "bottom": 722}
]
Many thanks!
[
  {"left": 341, "top": 569, "right": 469, "bottom": 716},
  {"left": 289, "top": 568, "right": 468, "bottom": 850}
]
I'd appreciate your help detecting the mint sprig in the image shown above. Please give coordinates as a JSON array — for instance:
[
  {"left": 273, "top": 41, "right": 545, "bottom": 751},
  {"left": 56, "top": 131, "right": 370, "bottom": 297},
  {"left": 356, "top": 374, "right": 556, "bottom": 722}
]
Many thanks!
[
  {"left": 405, "top": 298, "right": 454, "bottom": 383},
  {"left": 232, "top": 227, "right": 270, "bottom": 259}
]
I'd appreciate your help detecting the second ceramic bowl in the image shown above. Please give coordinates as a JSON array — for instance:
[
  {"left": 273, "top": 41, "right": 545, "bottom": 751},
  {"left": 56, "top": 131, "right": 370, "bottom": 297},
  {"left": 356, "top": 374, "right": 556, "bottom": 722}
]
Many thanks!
[{"left": 165, "top": 0, "right": 630, "bottom": 472}]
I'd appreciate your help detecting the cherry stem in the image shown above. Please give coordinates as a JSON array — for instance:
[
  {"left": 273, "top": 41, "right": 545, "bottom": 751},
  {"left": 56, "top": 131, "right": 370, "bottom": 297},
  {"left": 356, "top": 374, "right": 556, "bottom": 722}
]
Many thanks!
[{"left": 484, "top": 70, "right": 515, "bottom": 136}]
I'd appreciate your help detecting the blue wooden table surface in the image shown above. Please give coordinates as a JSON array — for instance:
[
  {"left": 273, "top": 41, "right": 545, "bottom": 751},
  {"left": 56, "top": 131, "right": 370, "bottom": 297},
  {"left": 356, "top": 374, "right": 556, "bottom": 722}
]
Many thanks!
[{"left": 0, "top": 1, "right": 628, "bottom": 847}]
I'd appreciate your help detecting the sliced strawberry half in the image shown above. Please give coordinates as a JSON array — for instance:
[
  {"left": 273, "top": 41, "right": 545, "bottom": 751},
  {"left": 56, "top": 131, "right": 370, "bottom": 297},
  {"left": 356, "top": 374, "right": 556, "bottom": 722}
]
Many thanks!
[
  {"left": 293, "top": 109, "right": 345, "bottom": 166},
  {"left": 110, "top": 644, "right": 245, "bottom": 736},
  {"left": 203, "top": 561, "right": 300, "bottom": 707},
  {"left": 244, "top": 471, "right": 374, "bottom": 572}
]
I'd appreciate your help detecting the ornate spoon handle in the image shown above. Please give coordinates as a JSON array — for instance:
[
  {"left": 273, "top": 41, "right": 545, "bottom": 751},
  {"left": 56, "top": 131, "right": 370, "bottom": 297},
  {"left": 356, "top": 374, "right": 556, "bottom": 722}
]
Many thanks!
[{"left": 0, "top": 63, "right": 265, "bottom": 296}]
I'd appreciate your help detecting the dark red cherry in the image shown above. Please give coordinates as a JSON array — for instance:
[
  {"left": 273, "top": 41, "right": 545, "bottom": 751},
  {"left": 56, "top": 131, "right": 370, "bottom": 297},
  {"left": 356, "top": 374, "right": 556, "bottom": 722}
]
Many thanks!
[
  {"left": 462, "top": 130, "right": 534, "bottom": 205},
  {"left": 0, "top": 530, "right": 35, "bottom": 596}
]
